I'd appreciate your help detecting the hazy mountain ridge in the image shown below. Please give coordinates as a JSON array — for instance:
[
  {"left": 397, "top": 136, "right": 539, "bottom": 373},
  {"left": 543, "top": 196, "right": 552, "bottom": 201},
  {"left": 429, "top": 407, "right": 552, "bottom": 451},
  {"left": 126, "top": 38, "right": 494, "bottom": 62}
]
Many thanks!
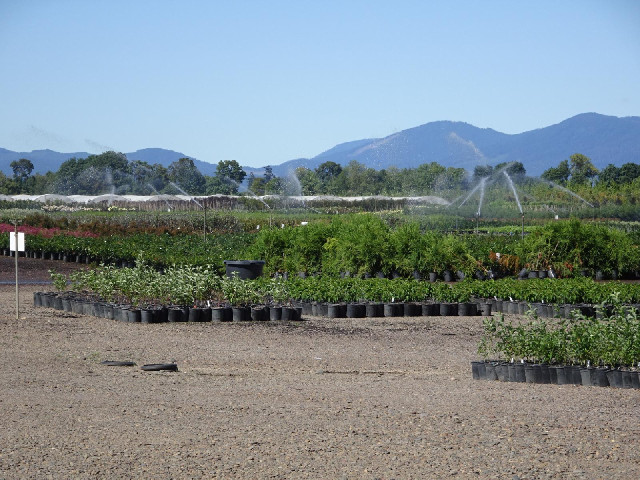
[{"left": 1, "top": 113, "right": 638, "bottom": 178}]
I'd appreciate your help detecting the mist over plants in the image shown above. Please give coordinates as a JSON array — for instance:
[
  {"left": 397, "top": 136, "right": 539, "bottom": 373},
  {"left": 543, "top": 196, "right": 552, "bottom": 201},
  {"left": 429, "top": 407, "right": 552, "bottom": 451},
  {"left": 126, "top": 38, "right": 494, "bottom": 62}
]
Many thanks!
[{"left": 1, "top": 149, "right": 639, "bottom": 221}]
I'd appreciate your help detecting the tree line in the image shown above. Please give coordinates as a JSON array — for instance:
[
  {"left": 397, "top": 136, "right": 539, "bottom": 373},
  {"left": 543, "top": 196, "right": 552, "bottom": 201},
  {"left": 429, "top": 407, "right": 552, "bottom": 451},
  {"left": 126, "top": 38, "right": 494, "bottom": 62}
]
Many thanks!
[{"left": 1, "top": 151, "right": 639, "bottom": 199}]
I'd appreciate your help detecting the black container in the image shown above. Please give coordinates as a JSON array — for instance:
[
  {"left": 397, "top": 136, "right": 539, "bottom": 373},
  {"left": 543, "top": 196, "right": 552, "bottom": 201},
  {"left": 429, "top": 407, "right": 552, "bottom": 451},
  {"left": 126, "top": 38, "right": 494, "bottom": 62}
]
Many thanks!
[
  {"left": 384, "top": 303, "right": 403, "bottom": 317},
  {"left": 422, "top": 303, "right": 438, "bottom": 316},
  {"left": 592, "top": 367, "right": 610, "bottom": 387},
  {"left": 495, "top": 363, "right": 509, "bottom": 382},
  {"left": 327, "top": 303, "right": 346, "bottom": 318},
  {"left": 606, "top": 369, "right": 623, "bottom": 388},
  {"left": 580, "top": 367, "right": 594, "bottom": 386},
  {"left": 269, "top": 306, "right": 283, "bottom": 321},
  {"left": 232, "top": 306, "right": 251, "bottom": 322},
  {"left": 403, "top": 302, "right": 421, "bottom": 317},
  {"left": 347, "top": 303, "right": 366, "bottom": 318},
  {"left": 223, "top": 260, "right": 265, "bottom": 280},
  {"left": 211, "top": 307, "right": 232, "bottom": 322},
  {"left": 366, "top": 303, "right": 384, "bottom": 317},
  {"left": 251, "top": 306, "right": 267, "bottom": 321},
  {"left": 471, "top": 361, "right": 486, "bottom": 380},
  {"left": 554, "top": 365, "right": 568, "bottom": 385},
  {"left": 485, "top": 362, "right": 498, "bottom": 381}
]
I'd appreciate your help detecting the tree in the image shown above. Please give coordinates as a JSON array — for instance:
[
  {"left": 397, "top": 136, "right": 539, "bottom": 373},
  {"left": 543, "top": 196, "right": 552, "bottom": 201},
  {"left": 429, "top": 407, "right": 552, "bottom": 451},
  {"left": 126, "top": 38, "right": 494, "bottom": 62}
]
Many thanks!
[
  {"left": 168, "top": 157, "right": 206, "bottom": 195},
  {"left": 216, "top": 160, "right": 246, "bottom": 184},
  {"left": 264, "top": 165, "right": 275, "bottom": 182},
  {"left": 315, "top": 161, "right": 342, "bottom": 183},
  {"left": 618, "top": 163, "right": 640, "bottom": 184},
  {"left": 598, "top": 164, "right": 619, "bottom": 185},
  {"left": 128, "top": 160, "right": 169, "bottom": 194},
  {"left": 10, "top": 158, "right": 34, "bottom": 183},
  {"left": 265, "top": 177, "right": 284, "bottom": 195},
  {"left": 541, "top": 159, "right": 570, "bottom": 185},
  {"left": 568, "top": 153, "right": 598, "bottom": 185},
  {"left": 295, "top": 167, "right": 321, "bottom": 195},
  {"left": 494, "top": 161, "right": 526, "bottom": 179},
  {"left": 205, "top": 175, "right": 235, "bottom": 195},
  {"left": 473, "top": 165, "right": 493, "bottom": 180},
  {"left": 248, "top": 173, "right": 267, "bottom": 196}
]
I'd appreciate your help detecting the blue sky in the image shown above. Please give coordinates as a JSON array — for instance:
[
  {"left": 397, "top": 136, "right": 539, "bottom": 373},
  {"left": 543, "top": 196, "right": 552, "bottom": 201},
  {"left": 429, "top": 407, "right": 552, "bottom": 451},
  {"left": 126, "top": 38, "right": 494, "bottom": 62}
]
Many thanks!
[{"left": 1, "top": 0, "right": 638, "bottom": 167}]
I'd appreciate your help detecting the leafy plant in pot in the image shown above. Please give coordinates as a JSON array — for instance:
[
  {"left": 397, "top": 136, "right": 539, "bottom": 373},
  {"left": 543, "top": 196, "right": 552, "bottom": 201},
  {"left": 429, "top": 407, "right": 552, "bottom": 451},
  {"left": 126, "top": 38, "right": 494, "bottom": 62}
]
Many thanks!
[{"left": 222, "top": 273, "right": 261, "bottom": 321}]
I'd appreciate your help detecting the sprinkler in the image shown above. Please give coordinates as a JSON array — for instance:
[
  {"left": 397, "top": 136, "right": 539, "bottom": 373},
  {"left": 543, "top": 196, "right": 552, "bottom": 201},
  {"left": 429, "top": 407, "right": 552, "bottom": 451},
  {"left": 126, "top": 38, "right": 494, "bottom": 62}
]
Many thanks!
[{"left": 521, "top": 213, "right": 525, "bottom": 240}]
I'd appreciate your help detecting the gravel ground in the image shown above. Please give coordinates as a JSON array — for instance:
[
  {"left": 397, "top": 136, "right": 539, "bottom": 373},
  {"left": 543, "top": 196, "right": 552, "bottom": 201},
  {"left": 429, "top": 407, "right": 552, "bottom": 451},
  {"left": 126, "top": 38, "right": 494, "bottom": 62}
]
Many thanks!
[{"left": 1, "top": 257, "right": 640, "bottom": 479}]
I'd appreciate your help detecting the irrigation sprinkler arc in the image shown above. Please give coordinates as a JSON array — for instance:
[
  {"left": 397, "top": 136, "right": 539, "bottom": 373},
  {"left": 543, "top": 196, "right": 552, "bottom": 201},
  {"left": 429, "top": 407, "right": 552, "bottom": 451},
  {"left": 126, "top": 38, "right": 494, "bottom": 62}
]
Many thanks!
[{"left": 169, "top": 182, "right": 208, "bottom": 241}]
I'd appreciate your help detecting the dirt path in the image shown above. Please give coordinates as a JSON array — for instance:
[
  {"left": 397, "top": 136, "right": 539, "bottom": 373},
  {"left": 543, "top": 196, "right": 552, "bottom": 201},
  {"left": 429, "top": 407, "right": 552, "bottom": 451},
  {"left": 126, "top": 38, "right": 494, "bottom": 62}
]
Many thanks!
[{"left": 1, "top": 264, "right": 640, "bottom": 478}]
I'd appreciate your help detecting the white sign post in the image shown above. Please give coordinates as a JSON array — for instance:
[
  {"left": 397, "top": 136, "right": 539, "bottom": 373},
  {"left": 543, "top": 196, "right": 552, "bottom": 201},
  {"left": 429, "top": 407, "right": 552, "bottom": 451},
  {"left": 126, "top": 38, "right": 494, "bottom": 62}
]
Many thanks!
[{"left": 10, "top": 228, "right": 25, "bottom": 320}]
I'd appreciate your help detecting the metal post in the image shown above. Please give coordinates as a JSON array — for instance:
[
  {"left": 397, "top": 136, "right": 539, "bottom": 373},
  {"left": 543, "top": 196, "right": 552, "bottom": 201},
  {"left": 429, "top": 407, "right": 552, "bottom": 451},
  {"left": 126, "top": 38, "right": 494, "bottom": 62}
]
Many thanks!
[
  {"left": 521, "top": 214, "right": 525, "bottom": 240},
  {"left": 14, "top": 223, "right": 19, "bottom": 320},
  {"left": 203, "top": 203, "right": 207, "bottom": 243}
]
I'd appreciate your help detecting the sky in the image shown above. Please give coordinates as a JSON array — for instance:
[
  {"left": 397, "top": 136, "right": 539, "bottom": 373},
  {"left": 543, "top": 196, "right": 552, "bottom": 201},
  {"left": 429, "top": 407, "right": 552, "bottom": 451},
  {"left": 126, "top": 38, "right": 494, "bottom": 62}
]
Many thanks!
[{"left": 1, "top": 0, "right": 639, "bottom": 167}]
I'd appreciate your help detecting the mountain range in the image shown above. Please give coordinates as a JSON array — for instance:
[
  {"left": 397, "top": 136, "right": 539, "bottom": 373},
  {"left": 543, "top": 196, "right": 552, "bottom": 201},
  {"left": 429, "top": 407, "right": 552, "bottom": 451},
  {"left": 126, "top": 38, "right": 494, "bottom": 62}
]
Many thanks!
[{"left": 1, "top": 113, "right": 638, "bottom": 178}]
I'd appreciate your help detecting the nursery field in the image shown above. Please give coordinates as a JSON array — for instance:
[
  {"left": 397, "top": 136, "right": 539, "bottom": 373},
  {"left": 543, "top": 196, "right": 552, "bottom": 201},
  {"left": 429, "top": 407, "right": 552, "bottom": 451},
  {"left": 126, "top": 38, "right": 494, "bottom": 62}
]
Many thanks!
[{"left": 2, "top": 276, "right": 640, "bottom": 479}]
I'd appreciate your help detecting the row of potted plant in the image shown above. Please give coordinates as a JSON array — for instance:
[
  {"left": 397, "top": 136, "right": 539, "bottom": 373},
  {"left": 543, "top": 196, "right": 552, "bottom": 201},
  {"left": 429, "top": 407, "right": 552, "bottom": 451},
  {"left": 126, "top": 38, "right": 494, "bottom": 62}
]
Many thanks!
[
  {"left": 474, "top": 293, "right": 640, "bottom": 388},
  {"left": 0, "top": 228, "right": 253, "bottom": 271},
  {"left": 245, "top": 216, "right": 640, "bottom": 278},
  {"left": 46, "top": 261, "right": 640, "bottom": 316}
]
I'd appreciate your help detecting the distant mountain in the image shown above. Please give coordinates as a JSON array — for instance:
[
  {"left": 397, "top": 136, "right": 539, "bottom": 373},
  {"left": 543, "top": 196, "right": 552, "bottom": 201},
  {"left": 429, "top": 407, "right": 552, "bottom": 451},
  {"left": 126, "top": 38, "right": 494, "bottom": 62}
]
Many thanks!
[
  {"left": 0, "top": 147, "right": 218, "bottom": 176},
  {"left": 2, "top": 113, "right": 638, "bottom": 178},
  {"left": 272, "top": 113, "right": 640, "bottom": 177}
]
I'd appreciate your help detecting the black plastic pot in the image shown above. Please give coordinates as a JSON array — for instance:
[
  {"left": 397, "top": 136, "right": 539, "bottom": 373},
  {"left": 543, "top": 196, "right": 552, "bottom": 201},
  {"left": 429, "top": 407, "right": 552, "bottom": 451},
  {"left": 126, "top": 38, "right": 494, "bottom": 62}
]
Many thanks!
[
  {"left": 580, "top": 367, "right": 594, "bottom": 386},
  {"left": 439, "top": 303, "right": 454, "bottom": 316},
  {"left": 478, "top": 303, "right": 492, "bottom": 316},
  {"left": 211, "top": 306, "right": 232, "bottom": 322},
  {"left": 518, "top": 302, "right": 528, "bottom": 315},
  {"left": 457, "top": 302, "right": 471, "bottom": 316},
  {"left": 168, "top": 307, "right": 187, "bottom": 323},
  {"left": 232, "top": 306, "right": 251, "bottom": 322},
  {"left": 347, "top": 303, "right": 366, "bottom": 318},
  {"left": 327, "top": 303, "right": 346, "bottom": 318},
  {"left": 485, "top": 362, "right": 498, "bottom": 381},
  {"left": 280, "top": 306, "right": 295, "bottom": 321},
  {"left": 422, "top": 303, "right": 438, "bottom": 316},
  {"left": 524, "top": 364, "right": 536, "bottom": 383},
  {"left": 622, "top": 370, "right": 640, "bottom": 389},
  {"left": 61, "top": 298, "right": 72, "bottom": 312},
  {"left": 223, "top": 260, "right": 265, "bottom": 280},
  {"left": 569, "top": 365, "right": 584, "bottom": 385},
  {"left": 366, "top": 303, "right": 384, "bottom": 318},
  {"left": 315, "top": 303, "right": 329, "bottom": 317},
  {"left": 471, "top": 361, "right": 486, "bottom": 380},
  {"left": 606, "top": 369, "right": 623, "bottom": 388},
  {"left": 428, "top": 272, "right": 438, "bottom": 282},
  {"left": 554, "top": 365, "right": 568, "bottom": 385},
  {"left": 281, "top": 306, "right": 301, "bottom": 321},
  {"left": 140, "top": 309, "right": 156, "bottom": 324},
  {"left": 269, "top": 305, "right": 282, "bottom": 321},
  {"left": 127, "top": 309, "right": 142, "bottom": 323},
  {"left": 403, "top": 303, "right": 421, "bottom": 317},
  {"left": 495, "top": 363, "right": 509, "bottom": 382},
  {"left": 188, "top": 307, "right": 203, "bottom": 322},
  {"left": 251, "top": 306, "right": 268, "bottom": 321},
  {"left": 591, "top": 367, "right": 610, "bottom": 387},
  {"left": 384, "top": 303, "right": 403, "bottom": 317}
]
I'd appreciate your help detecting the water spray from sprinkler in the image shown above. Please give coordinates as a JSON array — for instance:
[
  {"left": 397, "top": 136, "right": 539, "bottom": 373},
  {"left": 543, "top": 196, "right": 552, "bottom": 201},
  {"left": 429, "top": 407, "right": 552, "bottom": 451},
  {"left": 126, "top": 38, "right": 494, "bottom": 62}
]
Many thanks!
[{"left": 170, "top": 182, "right": 207, "bottom": 241}]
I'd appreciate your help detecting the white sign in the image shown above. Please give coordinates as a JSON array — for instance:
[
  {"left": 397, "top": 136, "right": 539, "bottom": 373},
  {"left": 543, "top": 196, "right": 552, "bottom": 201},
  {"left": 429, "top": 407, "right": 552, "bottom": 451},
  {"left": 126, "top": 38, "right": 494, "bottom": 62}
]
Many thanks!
[{"left": 9, "top": 232, "right": 25, "bottom": 252}]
